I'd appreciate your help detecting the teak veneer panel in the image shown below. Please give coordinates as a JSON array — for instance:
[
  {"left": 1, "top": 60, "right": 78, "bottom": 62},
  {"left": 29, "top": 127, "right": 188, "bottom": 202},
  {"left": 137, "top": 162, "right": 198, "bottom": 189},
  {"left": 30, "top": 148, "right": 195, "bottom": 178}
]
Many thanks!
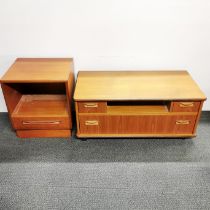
[
  {"left": 74, "top": 71, "right": 206, "bottom": 101},
  {"left": 77, "top": 133, "right": 196, "bottom": 138},
  {"left": 0, "top": 58, "right": 73, "bottom": 83},
  {"left": 1, "top": 83, "right": 22, "bottom": 114},
  {"left": 171, "top": 101, "right": 200, "bottom": 112},
  {"left": 0, "top": 58, "right": 74, "bottom": 138},
  {"left": 11, "top": 95, "right": 71, "bottom": 130},
  {"left": 78, "top": 102, "right": 107, "bottom": 113},
  {"left": 13, "top": 116, "right": 70, "bottom": 130},
  {"left": 16, "top": 130, "right": 71, "bottom": 138},
  {"left": 79, "top": 115, "right": 197, "bottom": 135},
  {"left": 12, "top": 95, "right": 69, "bottom": 117},
  {"left": 107, "top": 105, "right": 169, "bottom": 114},
  {"left": 74, "top": 71, "right": 206, "bottom": 138}
]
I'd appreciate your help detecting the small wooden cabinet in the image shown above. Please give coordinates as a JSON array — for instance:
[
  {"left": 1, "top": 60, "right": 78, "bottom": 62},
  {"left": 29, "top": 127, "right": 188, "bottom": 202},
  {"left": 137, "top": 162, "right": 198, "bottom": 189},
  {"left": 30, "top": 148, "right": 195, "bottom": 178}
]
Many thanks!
[
  {"left": 0, "top": 58, "right": 74, "bottom": 138},
  {"left": 74, "top": 71, "right": 206, "bottom": 138}
]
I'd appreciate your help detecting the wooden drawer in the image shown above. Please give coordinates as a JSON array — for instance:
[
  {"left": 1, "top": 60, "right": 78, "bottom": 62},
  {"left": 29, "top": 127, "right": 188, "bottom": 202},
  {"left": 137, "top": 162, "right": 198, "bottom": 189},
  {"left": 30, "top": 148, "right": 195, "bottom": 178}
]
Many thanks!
[
  {"left": 12, "top": 116, "right": 70, "bottom": 130},
  {"left": 77, "top": 102, "right": 107, "bottom": 113},
  {"left": 171, "top": 101, "right": 200, "bottom": 112},
  {"left": 79, "top": 115, "right": 196, "bottom": 135}
]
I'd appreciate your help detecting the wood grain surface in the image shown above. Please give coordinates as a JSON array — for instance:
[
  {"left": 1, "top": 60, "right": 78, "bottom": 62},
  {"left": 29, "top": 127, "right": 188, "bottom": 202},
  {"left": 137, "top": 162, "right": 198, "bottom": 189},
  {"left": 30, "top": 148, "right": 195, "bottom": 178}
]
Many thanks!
[
  {"left": 74, "top": 71, "right": 206, "bottom": 101},
  {"left": 1, "top": 58, "right": 73, "bottom": 82}
]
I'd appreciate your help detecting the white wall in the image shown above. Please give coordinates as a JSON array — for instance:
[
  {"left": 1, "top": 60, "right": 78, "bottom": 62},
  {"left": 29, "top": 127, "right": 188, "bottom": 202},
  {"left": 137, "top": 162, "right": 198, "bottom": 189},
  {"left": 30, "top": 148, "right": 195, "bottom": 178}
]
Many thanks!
[{"left": 0, "top": 0, "right": 210, "bottom": 111}]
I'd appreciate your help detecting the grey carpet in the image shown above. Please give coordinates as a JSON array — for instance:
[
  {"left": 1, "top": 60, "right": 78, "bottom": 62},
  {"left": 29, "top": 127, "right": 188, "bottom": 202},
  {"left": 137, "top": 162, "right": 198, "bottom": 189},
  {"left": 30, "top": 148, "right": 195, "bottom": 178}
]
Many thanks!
[{"left": 0, "top": 112, "right": 210, "bottom": 209}]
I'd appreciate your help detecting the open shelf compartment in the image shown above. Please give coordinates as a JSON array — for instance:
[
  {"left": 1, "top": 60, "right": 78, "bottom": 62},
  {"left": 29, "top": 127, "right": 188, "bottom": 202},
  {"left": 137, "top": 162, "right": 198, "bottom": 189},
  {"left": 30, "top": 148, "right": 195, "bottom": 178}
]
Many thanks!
[
  {"left": 12, "top": 94, "right": 68, "bottom": 118},
  {"left": 107, "top": 101, "right": 170, "bottom": 114},
  {"left": 1, "top": 82, "right": 71, "bottom": 130}
]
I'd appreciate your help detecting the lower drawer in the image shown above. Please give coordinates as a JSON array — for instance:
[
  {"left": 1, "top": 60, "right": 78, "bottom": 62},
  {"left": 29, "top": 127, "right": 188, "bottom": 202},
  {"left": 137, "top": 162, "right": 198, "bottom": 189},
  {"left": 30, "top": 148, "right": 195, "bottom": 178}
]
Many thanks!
[
  {"left": 12, "top": 116, "right": 71, "bottom": 130},
  {"left": 79, "top": 115, "right": 197, "bottom": 135}
]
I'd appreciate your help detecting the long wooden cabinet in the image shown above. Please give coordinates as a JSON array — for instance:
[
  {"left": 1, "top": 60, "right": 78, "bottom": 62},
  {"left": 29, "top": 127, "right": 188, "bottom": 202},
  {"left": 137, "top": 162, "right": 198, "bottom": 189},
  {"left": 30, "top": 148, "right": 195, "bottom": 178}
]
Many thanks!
[
  {"left": 74, "top": 71, "right": 206, "bottom": 138},
  {"left": 0, "top": 58, "right": 74, "bottom": 138}
]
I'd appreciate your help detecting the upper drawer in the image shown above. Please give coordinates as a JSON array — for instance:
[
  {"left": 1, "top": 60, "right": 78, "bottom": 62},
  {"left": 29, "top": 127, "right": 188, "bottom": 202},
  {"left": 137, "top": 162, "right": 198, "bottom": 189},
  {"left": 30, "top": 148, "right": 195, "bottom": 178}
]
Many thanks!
[
  {"left": 77, "top": 102, "right": 107, "bottom": 113},
  {"left": 171, "top": 101, "right": 200, "bottom": 112}
]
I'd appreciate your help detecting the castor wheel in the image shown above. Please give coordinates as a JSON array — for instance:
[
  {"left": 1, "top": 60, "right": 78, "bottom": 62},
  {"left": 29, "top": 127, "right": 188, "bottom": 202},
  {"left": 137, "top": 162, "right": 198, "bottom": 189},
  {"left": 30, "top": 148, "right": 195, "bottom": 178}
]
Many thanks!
[{"left": 80, "top": 138, "right": 87, "bottom": 141}]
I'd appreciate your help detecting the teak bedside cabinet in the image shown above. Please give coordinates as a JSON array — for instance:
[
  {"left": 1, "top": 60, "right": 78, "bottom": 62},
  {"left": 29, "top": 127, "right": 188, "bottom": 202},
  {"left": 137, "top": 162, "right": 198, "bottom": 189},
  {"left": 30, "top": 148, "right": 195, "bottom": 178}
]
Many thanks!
[
  {"left": 74, "top": 71, "right": 206, "bottom": 138},
  {"left": 0, "top": 58, "right": 74, "bottom": 138}
]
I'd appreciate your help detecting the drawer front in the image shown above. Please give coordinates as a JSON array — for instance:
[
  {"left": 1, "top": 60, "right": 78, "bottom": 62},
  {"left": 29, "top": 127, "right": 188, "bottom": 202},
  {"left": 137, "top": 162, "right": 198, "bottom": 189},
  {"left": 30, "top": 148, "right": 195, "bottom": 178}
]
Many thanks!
[
  {"left": 79, "top": 115, "right": 196, "bottom": 134},
  {"left": 171, "top": 101, "right": 200, "bottom": 112},
  {"left": 77, "top": 102, "right": 107, "bottom": 113},
  {"left": 12, "top": 117, "right": 70, "bottom": 130}
]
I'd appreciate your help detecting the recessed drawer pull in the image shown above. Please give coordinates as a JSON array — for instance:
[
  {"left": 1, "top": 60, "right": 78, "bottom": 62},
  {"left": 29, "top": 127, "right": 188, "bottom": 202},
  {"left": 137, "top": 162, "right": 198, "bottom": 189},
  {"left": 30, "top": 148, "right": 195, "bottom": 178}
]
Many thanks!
[
  {"left": 22, "top": 120, "right": 61, "bottom": 125},
  {"left": 84, "top": 103, "right": 98, "bottom": 108},
  {"left": 176, "top": 120, "right": 190, "bottom": 125},
  {"left": 85, "top": 120, "right": 99, "bottom": 126},
  {"left": 179, "top": 102, "right": 194, "bottom": 107}
]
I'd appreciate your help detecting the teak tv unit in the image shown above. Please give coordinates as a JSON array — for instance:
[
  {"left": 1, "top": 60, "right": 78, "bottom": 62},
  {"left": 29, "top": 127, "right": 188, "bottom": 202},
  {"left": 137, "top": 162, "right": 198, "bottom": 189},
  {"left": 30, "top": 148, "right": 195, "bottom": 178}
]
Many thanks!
[
  {"left": 74, "top": 71, "right": 206, "bottom": 138},
  {"left": 0, "top": 58, "right": 74, "bottom": 138}
]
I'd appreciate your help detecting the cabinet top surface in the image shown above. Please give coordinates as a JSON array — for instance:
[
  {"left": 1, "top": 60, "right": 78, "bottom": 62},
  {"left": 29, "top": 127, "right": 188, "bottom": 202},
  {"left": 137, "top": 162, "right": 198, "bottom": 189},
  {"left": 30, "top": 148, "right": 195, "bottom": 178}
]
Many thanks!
[
  {"left": 1, "top": 58, "right": 73, "bottom": 83},
  {"left": 74, "top": 71, "right": 206, "bottom": 101}
]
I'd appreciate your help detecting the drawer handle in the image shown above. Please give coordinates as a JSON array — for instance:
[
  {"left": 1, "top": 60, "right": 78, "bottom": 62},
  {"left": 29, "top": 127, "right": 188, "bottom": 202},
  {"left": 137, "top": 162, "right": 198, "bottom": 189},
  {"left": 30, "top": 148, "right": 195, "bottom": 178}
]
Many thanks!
[
  {"left": 179, "top": 102, "right": 194, "bottom": 107},
  {"left": 85, "top": 120, "right": 99, "bottom": 126},
  {"left": 84, "top": 103, "right": 98, "bottom": 108},
  {"left": 176, "top": 120, "right": 190, "bottom": 125},
  {"left": 22, "top": 120, "right": 61, "bottom": 125}
]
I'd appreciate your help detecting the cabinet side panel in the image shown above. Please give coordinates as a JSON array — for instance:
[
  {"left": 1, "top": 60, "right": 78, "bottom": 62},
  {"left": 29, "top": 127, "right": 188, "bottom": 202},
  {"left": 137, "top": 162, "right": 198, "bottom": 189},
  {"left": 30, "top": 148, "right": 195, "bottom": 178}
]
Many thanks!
[
  {"left": 75, "top": 102, "right": 80, "bottom": 135},
  {"left": 1, "top": 83, "right": 22, "bottom": 114},
  {"left": 192, "top": 101, "right": 204, "bottom": 135},
  {"left": 65, "top": 73, "right": 74, "bottom": 129}
]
